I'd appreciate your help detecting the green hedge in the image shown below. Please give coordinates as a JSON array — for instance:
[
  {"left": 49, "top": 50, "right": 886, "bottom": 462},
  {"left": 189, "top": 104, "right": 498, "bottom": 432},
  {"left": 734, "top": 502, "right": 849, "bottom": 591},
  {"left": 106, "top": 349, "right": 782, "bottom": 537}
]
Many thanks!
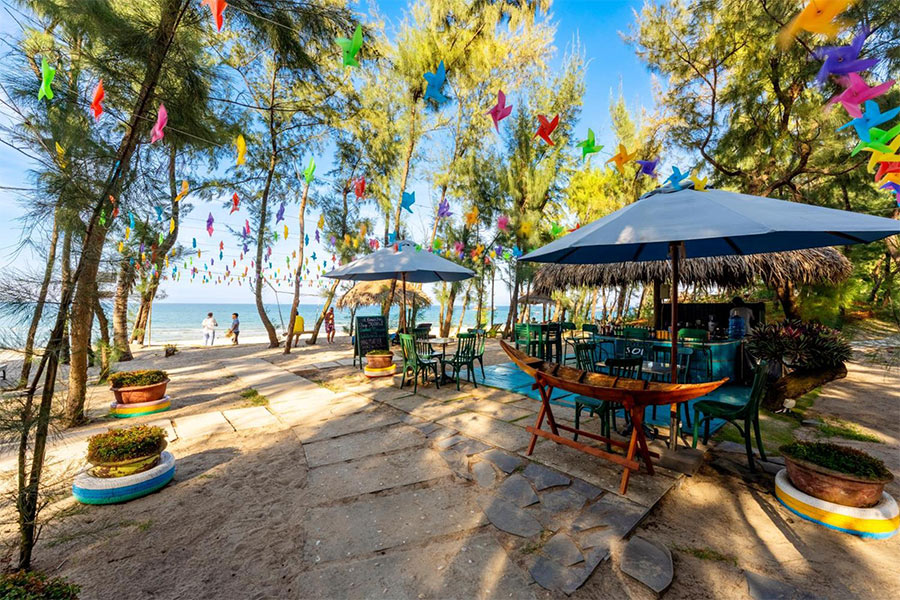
[
  {"left": 87, "top": 425, "right": 167, "bottom": 463},
  {"left": 108, "top": 369, "right": 168, "bottom": 388},
  {"left": 781, "top": 441, "right": 892, "bottom": 481}
]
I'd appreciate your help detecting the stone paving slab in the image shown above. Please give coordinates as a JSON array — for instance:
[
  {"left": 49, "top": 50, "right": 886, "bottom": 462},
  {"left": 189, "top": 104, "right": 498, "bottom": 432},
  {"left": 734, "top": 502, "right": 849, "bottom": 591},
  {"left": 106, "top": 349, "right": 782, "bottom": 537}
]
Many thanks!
[
  {"left": 306, "top": 447, "right": 452, "bottom": 502},
  {"left": 291, "top": 406, "right": 404, "bottom": 443},
  {"left": 222, "top": 406, "right": 280, "bottom": 431},
  {"left": 477, "top": 494, "right": 543, "bottom": 538},
  {"left": 312, "top": 361, "right": 341, "bottom": 370},
  {"left": 529, "top": 546, "right": 609, "bottom": 595},
  {"left": 620, "top": 535, "right": 673, "bottom": 594},
  {"left": 543, "top": 533, "right": 584, "bottom": 567},
  {"left": 496, "top": 474, "right": 539, "bottom": 507},
  {"left": 295, "top": 532, "right": 536, "bottom": 600},
  {"left": 571, "top": 493, "right": 649, "bottom": 537},
  {"left": 437, "top": 412, "right": 532, "bottom": 452},
  {"left": 523, "top": 462, "right": 571, "bottom": 490},
  {"left": 525, "top": 440, "right": 680, "bottom": 508},
  {"left": 479, "top": 448, "right": 525, "bottom": 474},
  {"left": 460, "top": 398, "right": 534, "bottom": 422},
  {"left": 173, "top": 411, "right": 235, "bottom": 439},
  {"left": 269, "top": 394, "right": 370, "bottom": 424},
  {"left": 302, "top": 423, "right": 425, "bottom": 467},
  {"left": 304, "top": 484, "right": 487, "bottom": 563},
  {"left": 539, "top": 487, "right": 589, "bottom": 514}
]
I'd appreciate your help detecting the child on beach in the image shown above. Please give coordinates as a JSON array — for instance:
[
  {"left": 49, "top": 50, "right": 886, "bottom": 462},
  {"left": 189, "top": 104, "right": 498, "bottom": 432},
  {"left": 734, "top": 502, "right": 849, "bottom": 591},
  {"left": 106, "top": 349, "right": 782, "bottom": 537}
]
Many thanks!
[
  {"left": 325, "top": 307, "right": 335, "bottom": 343},
  {"left": 202, "top": 312, "right": 218, "bottom": 346},
  {"left": 228, "top": 313, "right": 240, "bottom": 345}
]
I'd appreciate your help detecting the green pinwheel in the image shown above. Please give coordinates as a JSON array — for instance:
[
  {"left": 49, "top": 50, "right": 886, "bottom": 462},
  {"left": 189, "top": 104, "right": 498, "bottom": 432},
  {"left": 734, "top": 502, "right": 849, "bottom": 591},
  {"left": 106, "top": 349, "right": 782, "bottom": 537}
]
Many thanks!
[
  {"left": 303, "top": 157, "right": 316, "bottom": 184},
  {"left": 336, "top": 25, "right": 363, "bottom": 67},
  {"left": 575, "top": 128, "right": 602, "bottom": 161},
  {"left": 37, "top": 56, "right": 55, "bottom": 101}
]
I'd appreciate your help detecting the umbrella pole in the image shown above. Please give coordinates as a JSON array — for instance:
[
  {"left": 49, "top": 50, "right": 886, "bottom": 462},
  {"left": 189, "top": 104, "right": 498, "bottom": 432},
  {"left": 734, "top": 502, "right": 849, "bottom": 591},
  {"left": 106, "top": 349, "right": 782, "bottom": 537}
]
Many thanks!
[
  {"left": 402, "top": 274, "right": 408, "bottom": 333},
  {"left": 669, "top": 242, "right": 680, "bottom": 450}
]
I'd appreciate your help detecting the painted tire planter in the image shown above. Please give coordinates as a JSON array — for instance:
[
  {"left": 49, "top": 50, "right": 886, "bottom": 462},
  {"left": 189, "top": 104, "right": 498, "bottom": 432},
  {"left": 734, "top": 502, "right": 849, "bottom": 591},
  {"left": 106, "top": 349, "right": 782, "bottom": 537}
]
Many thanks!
[
  {"left": 111, "top": 379, "right": 169, "bottom": 404},
  {"left": 775, "top": 469, "right": 899, "bottom": 539},
  {"left": 74, "top": 451, "right": 176, "bottom": 505},
  {"left": 365, "top": 352, "right": 394, "bottom": 370},
  {"left": 783, "top": 454, "right": 892, "bottom": 508},
  {"left": 110, "top": 396, "right": 171, "bottom": 418},
  {"left": 364, "top": 363, "right": 397, "bottom": 378}
]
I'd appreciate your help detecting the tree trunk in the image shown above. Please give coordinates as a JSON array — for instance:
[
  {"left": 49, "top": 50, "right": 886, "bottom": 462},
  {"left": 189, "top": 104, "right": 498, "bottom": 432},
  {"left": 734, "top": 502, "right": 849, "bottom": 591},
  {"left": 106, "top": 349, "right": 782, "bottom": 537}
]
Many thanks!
[
  {"left": 93, "top": 286, "right": 111, "bottom": 382},
  {"left": 112, "top": 255, "right": 136, "bottom": 361},
  {"left": 59, "top": 228, "right": 73, "bottom": 365},
  {"left": 253, "top": 68, "right": 283, "bottom": 349},
  {"left": 131, "top": 297, "right": 150, "bottom": 343},
  {"left": 440, "top": 282, "right": 459, "bottom": 337},
  {"left": 490, "top": 265, "right": 496, "bottom": 328},
  {"left": 307, "top": 280, "right": 340, "bottom": 344},
  {"left": 776, "top": 281, "right": 801, "bottom": 320},
  {"left": 457, "top": 282, "right": 472, "bottom": 334},
  {"left": 284, "top": 177, "right": 311, "bottom": 353},
  {"left": 763, "top": 364, "right": 848, "bottom": 411},
  {"left": 18, "top": 212, "right": 60, "bottom": 388},
  {"left": 504, "top": 266, "right": 520, "bottom": 338}
]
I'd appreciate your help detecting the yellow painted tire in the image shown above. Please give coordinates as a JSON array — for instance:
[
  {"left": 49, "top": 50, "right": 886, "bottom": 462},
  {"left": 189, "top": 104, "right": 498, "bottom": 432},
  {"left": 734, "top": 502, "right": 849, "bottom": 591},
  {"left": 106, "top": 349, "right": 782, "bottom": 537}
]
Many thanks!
[
  {"left": 110, "top": 396, "right": 171, "bottom": 418},
  {"left": 775, "top": 469, "right": 899, "bottom": 539},
  {"left": 364, "top": 364, "right": 396, "bottom": 378}
]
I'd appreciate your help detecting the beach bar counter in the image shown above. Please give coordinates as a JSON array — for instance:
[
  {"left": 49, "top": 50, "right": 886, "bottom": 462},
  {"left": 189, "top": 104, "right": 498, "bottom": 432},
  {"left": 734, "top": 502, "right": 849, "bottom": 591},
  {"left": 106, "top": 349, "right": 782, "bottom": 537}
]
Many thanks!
[{"left": 593, "top": 334, "right": 742, "bottom": 382}]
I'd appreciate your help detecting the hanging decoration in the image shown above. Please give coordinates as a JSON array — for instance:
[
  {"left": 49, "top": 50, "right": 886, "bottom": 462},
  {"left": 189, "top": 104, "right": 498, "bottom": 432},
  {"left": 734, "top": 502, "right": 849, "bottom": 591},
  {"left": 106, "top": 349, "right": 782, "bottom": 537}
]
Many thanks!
[
  {"left": 606, "top": 144, "right": 637, "bottom": 173},
  {"left": 354, "top": 176, "right": 366, "bottom": 199},
  {"left": 275, "top": 202, "right": 285, "bottom": 223},
  {"left": 777, "top": 0, "right": 855, "bottom": 49},
  {"left": 635, "top": 158, "right": 659, "bottom": 178},
  {"left": 575, "top": 128, "right": 602, "bottom": 160},
  {"left": 336, "top": 24, "right": 363, "bottom": 67},
  {"left": 150, "top": 103, "right": 167, "bottom": 143},
  {"left": 486, "top": 89, "right": 512, "bottom": 131},
  {"left": 828, "top": 74, "right": 895, "bottom": 118},
  {"left": 91, "top": 79, "right": 104, "bottom": 120},
  {"left": 533, "top": 114, "right": 559, "bottom": 146},
  {"left": 202, "top": 0, "right": 227, "bottom": 32},
  {"left": 37, "top": 56, "right": 55, "bottom": 101},
  {"left": 303, "top": 157, "right": 316, "bottom": 184},
  {"left": 230, "top": 192, "right": 240, "bottom": 214},
  {"left": 423, "top": 60, "right": 450, "bottom": 104},
  {"left": 206, "top": 212, "right": 214, "bottom": 236},
  {"left": 663, "top": 166, "right": 689, "bottom": 190},
  {"left": 813, "top": 27, "right": 876, "bottom": 86},
  {"left": 175, "top": 180, "right": 189, "bottom": 202},
  {"left": 235, "top": 134, "right": 246, "bottom": 166},
  {"left": 497, "top": 215, "right": 509, "bottom": 231},
  {"left": 401, "top": 191, "right": 415, "bottom": 213},
  {"left": 437, "top": 198, "right": 452, "bottom": 219},
  {"left": 689, "top": 172, "right": 708, "bottom": 192},
  {"left": 839, "top": 101, "right": 900, "bottom": 142}
]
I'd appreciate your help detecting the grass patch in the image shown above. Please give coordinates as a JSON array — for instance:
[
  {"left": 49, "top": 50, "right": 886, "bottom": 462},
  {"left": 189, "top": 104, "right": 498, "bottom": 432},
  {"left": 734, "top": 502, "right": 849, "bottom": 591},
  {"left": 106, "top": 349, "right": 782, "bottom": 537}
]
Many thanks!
[
  {"left": 675, "top": 545, "right": 738, "bottom": 567},
  {"left": 713, "top": 408, "right": 799, "bottom": 452},
  {"left": 817, "top": 418, "right": 881, "bottom": 443},
  {"left": 792, "top": 387, "right": 820, "bottom": 416},
  {"left": 520, "top": 530, "right": 553, "bottom": 555},
  {"left": 240, "top": 388, "right": 268, "bottom": 406},
  {"left": 136, "top": 519, "right": 153, "bottom": 532}
]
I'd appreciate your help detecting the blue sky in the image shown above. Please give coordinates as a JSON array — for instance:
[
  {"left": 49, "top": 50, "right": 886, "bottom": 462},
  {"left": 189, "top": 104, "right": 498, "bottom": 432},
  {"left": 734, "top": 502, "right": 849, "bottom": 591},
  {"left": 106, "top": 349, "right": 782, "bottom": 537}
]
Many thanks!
[{"left": 0, "top": 0, "right": 656, "bottom": 305}]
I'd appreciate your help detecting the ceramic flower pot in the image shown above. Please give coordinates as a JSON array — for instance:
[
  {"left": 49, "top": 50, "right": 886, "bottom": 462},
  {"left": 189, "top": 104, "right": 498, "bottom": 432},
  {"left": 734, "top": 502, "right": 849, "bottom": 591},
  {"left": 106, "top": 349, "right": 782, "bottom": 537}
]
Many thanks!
[
  {"left": 111, "top": 379, "right": 169, "bottom": 404},
  {"left": 365, "top": 352, "right": 394, "bottom": 370},
  {"left": 88, "top": 440, "right": 168, "bottom": 478},
  {"left": 784, "top": 454, "right": 894, "bottom": 509}
]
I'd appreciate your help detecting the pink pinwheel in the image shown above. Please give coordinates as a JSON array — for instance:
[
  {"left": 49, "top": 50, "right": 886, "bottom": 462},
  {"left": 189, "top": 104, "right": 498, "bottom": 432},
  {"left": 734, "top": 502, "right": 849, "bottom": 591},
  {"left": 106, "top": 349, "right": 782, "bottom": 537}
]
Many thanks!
[
  {"left": 206, "top": 212, "right": 214, "bottom": 236},
  {"left": 453, "top": 241, "right": 464, "bottom": 257},
  {"left": 486, "top": 89, "right": 512, "bottom": 131},
  {"left": 244, "top": 219, "right": 251, "bottom": 235},
  {"left": 150, "top": 103, "right": 167, "bottom": 143},
  {"left": 497, "top": 215, "right": 509, "bottom": 231},
  {"left": 437, "top": 198, "right": 452, "bottom": 219},
  {"left": 827, "top": 73, "right": 895, "bottom": 118},
  {"left": 814, "top": 28, "right": 877, "bottom": 87}
]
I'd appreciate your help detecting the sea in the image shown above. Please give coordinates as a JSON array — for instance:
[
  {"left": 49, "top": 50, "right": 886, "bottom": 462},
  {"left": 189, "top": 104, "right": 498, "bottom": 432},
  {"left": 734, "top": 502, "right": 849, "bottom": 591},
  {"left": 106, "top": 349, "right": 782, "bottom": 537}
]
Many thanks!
[{"left": 0, "top": 302, "right": 513, "bottom": 347}]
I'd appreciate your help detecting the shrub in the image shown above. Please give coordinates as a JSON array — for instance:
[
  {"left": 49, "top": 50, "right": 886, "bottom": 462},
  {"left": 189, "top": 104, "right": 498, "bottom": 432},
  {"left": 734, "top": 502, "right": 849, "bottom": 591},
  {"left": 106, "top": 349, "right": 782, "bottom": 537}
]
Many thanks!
[
  {"left": 108, "top": 370, "right": 168, "bottom": 388},
  {"left": 780, "top": 441, "right": 892, "bottom": 481},
  {"left": 366, "top": 349, "right": 393, "bottom": 356},
  {"left": 0, "top": 570, "right": 80, "bottom": 600},
  {"left": 164, "top": 344, "right": 178, "bottom": 357},
  {"left": 746, "top": 320, "right": 851, "bottom": 370},
  {"left": 87, "top": 425, "right": 167, "bottom": 463}
]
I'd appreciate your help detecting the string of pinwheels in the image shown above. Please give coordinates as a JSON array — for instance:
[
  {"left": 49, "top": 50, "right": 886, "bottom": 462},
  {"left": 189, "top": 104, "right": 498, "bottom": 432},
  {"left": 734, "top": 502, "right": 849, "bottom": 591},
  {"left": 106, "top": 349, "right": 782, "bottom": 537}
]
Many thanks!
[{"left": 779, "top": 0, "right": 899, "bottom": 205}]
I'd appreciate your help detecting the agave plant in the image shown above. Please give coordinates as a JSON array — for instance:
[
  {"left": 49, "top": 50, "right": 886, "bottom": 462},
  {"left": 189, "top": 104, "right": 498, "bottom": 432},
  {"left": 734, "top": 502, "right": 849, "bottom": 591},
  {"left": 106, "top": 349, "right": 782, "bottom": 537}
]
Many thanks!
[{"left": 746, "top": 320, "right": 851, "bottom": 370}]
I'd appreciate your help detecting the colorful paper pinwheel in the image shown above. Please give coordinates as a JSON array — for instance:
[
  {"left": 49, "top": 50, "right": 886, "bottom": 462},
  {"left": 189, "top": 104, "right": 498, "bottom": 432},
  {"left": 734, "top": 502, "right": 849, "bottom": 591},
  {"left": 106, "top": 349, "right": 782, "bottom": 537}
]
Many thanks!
[
  {"left": 533, "top": 114, "right": 559, "bottom": 146},
  {"left": 486, "top": 89, "right": 512, "bottom": 131},
  {"left": 336, "top": 25, "right": 363, "bottom": 67}
]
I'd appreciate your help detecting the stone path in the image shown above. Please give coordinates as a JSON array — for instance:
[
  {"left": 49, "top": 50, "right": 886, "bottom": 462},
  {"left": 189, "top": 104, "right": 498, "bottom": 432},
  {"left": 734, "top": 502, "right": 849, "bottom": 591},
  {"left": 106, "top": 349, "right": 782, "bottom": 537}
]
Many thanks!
[{"left": 2, "top": 353, "right": 689, "bottom": 596}]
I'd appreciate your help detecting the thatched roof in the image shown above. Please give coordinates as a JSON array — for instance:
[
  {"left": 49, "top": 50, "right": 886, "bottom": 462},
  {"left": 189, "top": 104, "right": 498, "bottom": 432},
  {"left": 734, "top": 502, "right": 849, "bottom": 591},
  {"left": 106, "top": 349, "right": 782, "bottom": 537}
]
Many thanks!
[
  {"left": 517, "top": 292, "right": 555, "bottom": 305},
  {"left": 531, "top": 247, "right": 852, "bottom": 295},
  {"left": 336, "top": 280, "right": 432, "bottom": 310}
]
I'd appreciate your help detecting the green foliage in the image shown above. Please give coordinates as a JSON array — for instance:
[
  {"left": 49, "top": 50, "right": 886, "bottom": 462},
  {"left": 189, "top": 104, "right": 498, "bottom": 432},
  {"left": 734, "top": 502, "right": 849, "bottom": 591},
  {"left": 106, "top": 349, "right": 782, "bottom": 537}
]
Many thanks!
[
  {"left": 746, "top": 320, "right": 851, "bottom": 370},
  {"left": 240, "top": 388, "right": 268, "bottom": 406},
  {"left": 781, "top": 441, "right": 892, "bottom": 481},
  {"left": 817, "top": 418, "right": 881, "bottom": 444},
  {"left": 87, "top": 425, "right": 166, "bottom": 463},
  {"left": 0, "top": 571, "right": 80, "bottom": 599},
  {"left": 366, "top": 349, "right": 393, "bottom": 356},
  {"left": 108, "top": 370, "right": 168, "bottom": 388},
  {"left": 674, "top": 546, "right": 737, "bottom": 567}
]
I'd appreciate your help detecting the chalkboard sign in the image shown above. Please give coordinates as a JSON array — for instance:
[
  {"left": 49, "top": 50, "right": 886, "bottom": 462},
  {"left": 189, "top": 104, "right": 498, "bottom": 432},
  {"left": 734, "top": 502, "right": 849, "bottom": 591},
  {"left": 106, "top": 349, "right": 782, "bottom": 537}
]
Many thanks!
[{"left": 354, "top": 315, "right": 389, "bottom": 369}]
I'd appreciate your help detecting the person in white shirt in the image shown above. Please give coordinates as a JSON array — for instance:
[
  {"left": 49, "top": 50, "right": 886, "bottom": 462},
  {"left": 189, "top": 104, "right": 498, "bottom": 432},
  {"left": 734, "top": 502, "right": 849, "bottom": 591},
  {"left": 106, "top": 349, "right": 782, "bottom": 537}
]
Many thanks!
[{"left": 202, "top": 312, "right": 218, "bottom": 346}]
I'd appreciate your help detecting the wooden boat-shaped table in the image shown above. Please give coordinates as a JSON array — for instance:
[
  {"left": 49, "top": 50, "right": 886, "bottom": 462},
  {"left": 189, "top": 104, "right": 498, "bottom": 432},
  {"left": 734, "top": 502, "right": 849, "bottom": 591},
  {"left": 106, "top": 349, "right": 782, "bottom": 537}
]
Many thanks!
[{"left": 501, "top": 341, "right": 728, "bottom": 495}]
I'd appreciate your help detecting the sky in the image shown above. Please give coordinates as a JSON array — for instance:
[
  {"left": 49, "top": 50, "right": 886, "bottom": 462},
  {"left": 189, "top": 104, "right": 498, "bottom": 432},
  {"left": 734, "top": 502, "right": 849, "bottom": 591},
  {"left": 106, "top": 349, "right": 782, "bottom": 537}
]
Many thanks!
[{"left": 0, "top": 0, "right": 657, "bottom": 306}]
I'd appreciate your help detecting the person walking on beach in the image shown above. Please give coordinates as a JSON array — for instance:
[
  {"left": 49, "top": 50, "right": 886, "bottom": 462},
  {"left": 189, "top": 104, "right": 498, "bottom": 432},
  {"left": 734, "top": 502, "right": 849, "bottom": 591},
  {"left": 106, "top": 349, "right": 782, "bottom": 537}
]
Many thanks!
[
  {"left": 325, "top": 307, "right": 336, "bottom": 344},
  {"left": 202, "top": 312, "right": 218, "bottom": 346},
  {"left": 228, "top": 313, "right": 240, "bottom": 345}
]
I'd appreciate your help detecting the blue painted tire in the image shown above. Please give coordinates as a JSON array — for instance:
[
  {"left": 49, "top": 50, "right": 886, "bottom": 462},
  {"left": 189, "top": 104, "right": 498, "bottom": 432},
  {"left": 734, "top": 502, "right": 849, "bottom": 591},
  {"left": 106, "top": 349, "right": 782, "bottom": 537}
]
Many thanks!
[{"left": 73, "top": 451, "right": 175, "bottom": 505}]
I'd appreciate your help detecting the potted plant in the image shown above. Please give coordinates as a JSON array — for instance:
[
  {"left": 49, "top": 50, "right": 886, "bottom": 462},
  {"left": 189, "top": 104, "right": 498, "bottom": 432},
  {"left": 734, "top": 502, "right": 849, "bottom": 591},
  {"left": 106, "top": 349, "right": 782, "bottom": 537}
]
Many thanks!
[
  {"left": 780, "top": 441, "right": 894, "bottom": 508},
  {"left": 86, "top": 425, "right": 168, "bottom": 478},
  {"left": 365, "top": 349, "right": 394, "bottom": 370},
  {"left": 746, "top": 320, "right": 851, "bottom": 410},
  {"left": 109, "top": 369, "right": 169, "bottom": 404}
]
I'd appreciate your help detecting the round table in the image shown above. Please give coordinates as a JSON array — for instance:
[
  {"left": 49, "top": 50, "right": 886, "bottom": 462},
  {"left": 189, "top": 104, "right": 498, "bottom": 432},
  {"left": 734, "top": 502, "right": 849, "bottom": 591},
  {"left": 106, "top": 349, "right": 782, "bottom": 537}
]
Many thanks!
[{"left": 429, "top": 337, "right": 457, "bottom": 384}]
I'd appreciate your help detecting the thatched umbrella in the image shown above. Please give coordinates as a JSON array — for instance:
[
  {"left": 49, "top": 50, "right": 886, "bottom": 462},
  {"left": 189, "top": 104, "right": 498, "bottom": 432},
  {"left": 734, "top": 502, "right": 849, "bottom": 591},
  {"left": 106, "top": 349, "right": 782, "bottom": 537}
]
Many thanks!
[
  {"left": 336, "top": 279, "right": 432, "bottom": 311},
  {"left": 531, "top": 247, "right": 852, "bottom": 293}
]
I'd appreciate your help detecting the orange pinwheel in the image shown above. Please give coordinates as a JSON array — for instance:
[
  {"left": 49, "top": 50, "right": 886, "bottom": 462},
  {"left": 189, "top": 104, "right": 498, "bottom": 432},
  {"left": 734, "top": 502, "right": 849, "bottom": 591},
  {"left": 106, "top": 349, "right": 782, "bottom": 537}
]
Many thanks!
[
  {"left": 605, "top": 144, "right": 637, "bottom": 174},
  {"left": 90, "top": 79, "right": 104, "bottom": 120},
  {"left": 777, "top": 0, "right": 857, "bottom": 49}
]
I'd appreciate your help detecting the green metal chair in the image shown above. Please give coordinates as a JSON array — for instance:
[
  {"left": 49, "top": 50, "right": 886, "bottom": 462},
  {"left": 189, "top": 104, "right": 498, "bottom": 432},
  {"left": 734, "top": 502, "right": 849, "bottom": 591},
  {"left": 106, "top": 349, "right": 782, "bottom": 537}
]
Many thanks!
[
  {"left": 399, "top": 333, "right": 439, "bottom": 393},
  {"left": 561, "top": 321, "right": 579, "bottom": 364},
  {"left": 441, "top": 333, "right": 478, "bottom": 390},
  {"left": 467, "top": 328, "right": 487, "bottom": 379},
  {"left": 514, "top": 323, "right": 539, "bottom": 356},
  {"left": 649, "top": 345, "right": 694, "bottom": 426},
  {"left": 692, "top": 360, "right": 769, "bottom": 471},
  {"left": 679, "top": 328, "right": 712, "bottom": 381},
  {"left": 573, "top": 342, "right": 614, "bottom": 446}
]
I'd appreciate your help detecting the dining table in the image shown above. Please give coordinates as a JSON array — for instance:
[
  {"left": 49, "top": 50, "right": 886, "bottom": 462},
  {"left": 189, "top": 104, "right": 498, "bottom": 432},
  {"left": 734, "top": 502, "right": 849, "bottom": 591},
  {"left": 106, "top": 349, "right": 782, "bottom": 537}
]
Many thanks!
[{"left": 428, "top": 337, "right": 458, "bottom": 384}]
